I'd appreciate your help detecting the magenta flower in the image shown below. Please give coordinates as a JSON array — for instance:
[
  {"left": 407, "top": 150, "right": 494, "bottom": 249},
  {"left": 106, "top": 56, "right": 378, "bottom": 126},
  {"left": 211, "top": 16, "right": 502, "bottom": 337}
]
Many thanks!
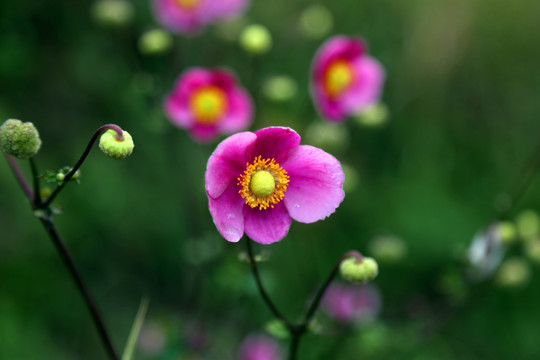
[
  {"left": 238, "top": 334, "right": 282, "bottom": 360},
  {"left": 164, "top": 68, "right": 253, "bottom": 142},
  {"left": 322, "top": 283, "right": 381, "bottom": 323},
  {"left": 205, "top": 127, "right": 344, "bottom": 244},
  {"left": 310, "top": 36, "right": 385, "bottom": 122},
  {"left": 152, "top": 0, "right": 249, "bottom": 34}
]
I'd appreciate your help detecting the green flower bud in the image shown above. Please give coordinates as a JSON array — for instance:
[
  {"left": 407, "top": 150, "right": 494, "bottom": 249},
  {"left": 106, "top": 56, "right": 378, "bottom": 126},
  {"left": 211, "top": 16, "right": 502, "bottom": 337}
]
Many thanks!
[
  {"left": 355, "top": 103, "right": 389, "bottom": 128},
  {"left": 495, "top": 257, "right": 530, "bottom": 288},
  {"left": 299, "top": 5, "right": 333, "bottom": 39},
  {"left": 239, "top": 24, "right": 272, "bottom": 55},
  {"left": 515, "top": 209, "right": 540, "bottom": 240},
  {"left": 99, "top": 129, "right": 134, "bottom": 159},
  {"left": 56, "top": 172, "right": 65, "bottom": 181},
  {"left": 262, "top": 75, "right": 298, "bottom": 102},
  {"left": 138, "top": 29, "right": 173, "bottom": 55},
  {"left": 524, "top": 239, "right": 540, "bottom": 264},
  {"left": 0, "top": 119, "right": 42, "bottom": 159},
  {"left": 91, "top": 0, "right": 134, "bottom": 28},
  {"left": 340, "top": 256, "right": 378, "bottom": 283},
  {"left": 497, "top": 221, "right": 517, "bottom": 244}
]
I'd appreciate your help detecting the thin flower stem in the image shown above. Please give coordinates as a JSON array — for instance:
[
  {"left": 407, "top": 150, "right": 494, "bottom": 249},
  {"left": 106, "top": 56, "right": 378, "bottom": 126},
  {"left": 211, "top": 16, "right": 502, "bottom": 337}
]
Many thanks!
[
  {"left": 245, "top": 238, "right": 293, "bottom": 328},
  {"left": 38, "top": 213, "right": 119, "bottom": 360},
  {"left": 29, "top": 157, "right": 41, "bottom": 207},
  {"left": 4, "top": 153, "right": 33, "bottom": 201},
  {"left": 41, "top": 124, "right": 123, "bottom": 209}
]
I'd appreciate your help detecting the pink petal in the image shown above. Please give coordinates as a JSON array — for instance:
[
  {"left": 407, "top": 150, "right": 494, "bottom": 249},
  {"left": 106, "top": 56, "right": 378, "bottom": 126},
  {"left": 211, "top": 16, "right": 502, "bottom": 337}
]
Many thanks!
[
  {"left": 208, "top": 183, "right": 245, "bottom": 242},
  {"left": 282, "top": 145, "right": 344, "bottom": 223},
  {"left": 243, "top": 202, "right": 292, "bottom": 245},
  {"left": 218, "top": 88, "right": 253, "bottom": 133},
  {"left": 152, "top": 0, "right": 213, "bottom": 34},
  {"left": 190, "top": 124, "right": 220, "bottom": 142},
  {"left": 164, "top": 94, "right": 193, "bottom": 128},
  {"left": 341, "top": 56, "right": 385, "bottom": 113},
  {"left": 206, "top": 131, "right": 257, "bottom": 199},
  {"left": 248, "top": 127, "right": 301, "bottom": 164}
]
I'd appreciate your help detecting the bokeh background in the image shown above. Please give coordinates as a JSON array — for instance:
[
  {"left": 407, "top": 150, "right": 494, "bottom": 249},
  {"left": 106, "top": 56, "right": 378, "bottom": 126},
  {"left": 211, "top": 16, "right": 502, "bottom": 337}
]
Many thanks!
[{"left": 2, "top": 0, "right": 540, "bottom": 359}]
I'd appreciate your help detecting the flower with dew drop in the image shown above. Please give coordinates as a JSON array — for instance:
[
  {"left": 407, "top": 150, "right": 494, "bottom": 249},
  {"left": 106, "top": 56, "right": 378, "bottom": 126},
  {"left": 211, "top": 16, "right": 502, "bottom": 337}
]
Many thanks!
[
  {"left": 238, "top": 334, "right": 283, "bottom": 360},
  {"left": 205, "top": 127, "right": 344, "bottom": 244},
  {"left": 310, "top": 36, "right": 385, "bottom": 122},
  {"left": 152, "top": 0, "right": 249, "bottom": 34},
  {"left": 164, "top": 68, "right": 253, "bottom": 142},
  {"left": 321, "top": 283, "right": 381, "bottom": 324}
]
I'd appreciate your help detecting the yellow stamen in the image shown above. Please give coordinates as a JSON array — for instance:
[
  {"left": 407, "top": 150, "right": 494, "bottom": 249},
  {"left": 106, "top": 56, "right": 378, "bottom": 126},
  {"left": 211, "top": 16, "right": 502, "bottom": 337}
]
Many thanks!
[
  {"left": 238, "top": 156, "right": 290, "bottom": 210},
  {"left": 175, "top": 0, "right": 199, "bottom": 10},
  {"left": 189, "top": 86, "right": 228, "bottom": 125},
  {"left": 323, "top": 60, "right": 354, "bottom": 97}
]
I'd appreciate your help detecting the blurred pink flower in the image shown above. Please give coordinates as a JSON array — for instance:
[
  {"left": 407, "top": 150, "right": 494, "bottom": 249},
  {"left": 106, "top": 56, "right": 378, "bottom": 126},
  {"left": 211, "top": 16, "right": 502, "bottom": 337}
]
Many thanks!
[
  {"left": 164, "top": 68, "right": 253, "bottom": 142},
  {"left": 205, "top": 127, "right": 345, "bottom": 244},
  {"left": 310, "top": 36, "right": 385, "bottom": 122},
  {"left": 152, "top": 0, "right": 249, "bottom": 34},
  {"left": 238, "top": 334, "right": 283, "bottom": 360},
  {"left": 322, "top": 283, "right": 381, "bottom": 323}
]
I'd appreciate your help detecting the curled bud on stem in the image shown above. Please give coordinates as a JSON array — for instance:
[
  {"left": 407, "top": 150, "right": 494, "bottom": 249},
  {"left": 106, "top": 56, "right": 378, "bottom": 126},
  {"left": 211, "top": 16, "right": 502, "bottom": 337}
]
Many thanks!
[
  {"left": 99, "top": 129, "right": 134, "bottom": 159},
  {"left": 339, "top": 253, "right": 378, "bottom": 283},
  {"left": 0, "top": 119, "right": 42, "bottom": 159}
]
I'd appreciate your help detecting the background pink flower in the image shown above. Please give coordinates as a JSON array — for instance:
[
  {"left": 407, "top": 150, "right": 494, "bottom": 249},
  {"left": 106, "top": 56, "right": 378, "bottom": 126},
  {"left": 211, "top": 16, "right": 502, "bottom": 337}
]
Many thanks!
[
  {"left": 205, "top": 127, "right": 345, "bottom": 244},
  {"left": 209, "top": 0, "right": 249, "bottom": 20},
  {"left": 310, "top": 36, "right": 385, "bottom": 122},
  {"left": 238, "top": 334, "right": 283, "bottom": 360},
  {"left": 322, "top": 283, "right": 382, "bottom": 323},
  {"left": 164, "top": 68, "right": 253, "bottom": 142}
]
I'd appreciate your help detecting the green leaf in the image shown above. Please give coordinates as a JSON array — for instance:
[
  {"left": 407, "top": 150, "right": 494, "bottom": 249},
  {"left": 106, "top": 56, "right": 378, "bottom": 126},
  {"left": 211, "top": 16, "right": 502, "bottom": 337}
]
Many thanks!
[{"left": 121, "top": 297, "right": 150, "bottom": 360}]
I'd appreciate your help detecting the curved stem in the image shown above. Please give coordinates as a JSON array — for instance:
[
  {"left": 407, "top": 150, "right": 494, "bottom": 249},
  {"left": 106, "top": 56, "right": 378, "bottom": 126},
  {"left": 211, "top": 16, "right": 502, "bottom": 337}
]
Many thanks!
[
  {"left": 29, "top": 157, "right": 41, "bottom": 207},
  {"left": 38, "top": 213, "right": 119, "bottom": 360},
  {"left": 4, "top": 153, "right": 33, "bottom": 201},
  {"left": 245, "top": 237, "right": 293, "bottom": 328},
  {"left": 41, "top": 124, "right": 123, "bottom": 208}
]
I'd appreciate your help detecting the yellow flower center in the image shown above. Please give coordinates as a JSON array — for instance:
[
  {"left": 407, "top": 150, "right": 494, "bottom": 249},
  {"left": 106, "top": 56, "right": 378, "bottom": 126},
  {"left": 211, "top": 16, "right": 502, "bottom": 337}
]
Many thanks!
[
  {"left": 323, "top": 60, "right": 354, "bottom": 97},
  {"left": 189, "top": 86, "right": 228, "bottom": 125},
  {"left": 175, "top": 0, "right": 199, "bottom": 10},
  {"left": 238, "top": 156, "right": 290, "bottom": 210}
]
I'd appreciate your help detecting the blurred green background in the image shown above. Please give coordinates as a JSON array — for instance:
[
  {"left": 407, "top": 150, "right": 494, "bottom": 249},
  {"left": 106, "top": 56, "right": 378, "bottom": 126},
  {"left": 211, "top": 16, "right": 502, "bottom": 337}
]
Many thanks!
[{"left": 2, "top": 0, "right": 540, "bottom": 359}]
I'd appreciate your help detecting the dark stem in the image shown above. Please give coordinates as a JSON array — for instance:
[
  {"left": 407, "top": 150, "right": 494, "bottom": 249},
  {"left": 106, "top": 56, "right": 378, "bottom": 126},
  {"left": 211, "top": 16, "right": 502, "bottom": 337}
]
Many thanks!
[
  {"left": 38, "top": 214, "right": 119, "bottom": 360},
  {"left": 29, "top": 157, "right": 41, "bottom": 207},
  {"left": 245, "top": 237, "right": 293, "bottom": 328},
  {"left": 4, "top": 153, "right": 33, "bottom": 201},
  {"left": 41, "top": 124, "right": 123, "bottom": 208}
]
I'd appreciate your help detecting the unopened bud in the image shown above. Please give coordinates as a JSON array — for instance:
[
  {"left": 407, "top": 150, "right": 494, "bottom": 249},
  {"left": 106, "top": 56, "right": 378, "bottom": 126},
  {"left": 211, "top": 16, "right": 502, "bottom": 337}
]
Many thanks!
[
  {"left": 299, "top": 5, "right": 333, "bottom": 39},
  {"left": 495, "top": 257, "right": 530, "bottom": 288},
  {"left": 139, "top": 29, "right": 173, "bottom": 55},
  {"left": 497, "top": 221, "right": 517, "bottom": 244},
  {"left": 355, "top": 103, "right": 389, "bottom": 128},
  {"left": 91, "top": 0, "right": 134, "bottom": 27},
  {"left": 262, "top": 75, "right": 297, "bottom": 102},
  {"left": 368, "top": 235, "right": 407, "bottom": 264},
  {"left": 0, "top": 119, "right": 41, "bottom": 159},
  {"left": 516, "top": 210, "right": 539, "bottom": 240},
  {"left": 99, "top": 129, "right": 134, "bottom": 159},
  {"left": 239, "top": 24, "right": 272, "bottom": 55},
  {"left": 56, "top": 172, "right": 65, "bottom": 181},
  {"left": 340, "top": 256, "right": 378, "bottom": 283},
  {"left": 524, "top": 239, "right": 540, "bottom": 264}
]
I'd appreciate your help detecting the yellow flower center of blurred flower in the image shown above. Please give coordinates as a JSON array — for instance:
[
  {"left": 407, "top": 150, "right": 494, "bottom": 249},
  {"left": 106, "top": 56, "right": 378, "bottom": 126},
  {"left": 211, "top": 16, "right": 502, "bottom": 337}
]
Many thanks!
[
  {"left": 189, "top": 86, "right": 228, "bottom": 125},
  {"left": 238, "top": 156, "right": 290, "bottom": 210},
  {"left": 324, "top": 60, "right": 354, "bottom": 97},
  {"left": 175, "top": 0, "right": 199, "bottom": 10}
]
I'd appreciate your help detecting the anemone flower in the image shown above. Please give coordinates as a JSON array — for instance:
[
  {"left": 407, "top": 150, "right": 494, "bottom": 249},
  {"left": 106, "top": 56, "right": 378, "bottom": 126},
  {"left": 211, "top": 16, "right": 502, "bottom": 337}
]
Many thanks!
[
  {"left": 205, "top": 127, "right": 344, "bottom": 244},
  {"left": 310, "top": 36, "right": 385, "bottom": 122},
  {"left": 164, "top": 68, "right": 253, "bottom": 142}
]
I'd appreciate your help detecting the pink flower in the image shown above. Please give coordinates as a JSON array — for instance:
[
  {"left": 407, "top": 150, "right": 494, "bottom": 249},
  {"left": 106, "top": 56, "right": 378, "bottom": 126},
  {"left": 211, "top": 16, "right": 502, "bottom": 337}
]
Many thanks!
[
  {"left": 205, "top": 127, "right": 345, "bottom": 245},
  {"left": 152, "top": 0, "right": 249, "bottom": 34},
  {"left": 310, "top": 36, "right": 385, "bottom": 122},
  {"left": 322, "top": 283, "right": 381, "bottom": 323},
  {"left": 164, "top": 68, "right": 253, "bottom": 142},
  {"left": 238, "top": 334, "right": 282, "bottom": 360}
]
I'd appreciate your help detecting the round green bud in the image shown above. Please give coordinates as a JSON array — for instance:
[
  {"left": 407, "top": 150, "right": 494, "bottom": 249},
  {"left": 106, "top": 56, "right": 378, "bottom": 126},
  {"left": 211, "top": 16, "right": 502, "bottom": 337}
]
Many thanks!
[
  {"left": 99, "top": 129, "right": 134, "bottom": 159},
  {"left": 524, "top": 239, "right": 540, "bottom": 264},
  {"left": 355, "top": 103, "right": 389, "bottom": 128},
  {"left": 299, "top": 4, "right": 333, "bottom": 39},
  {"left": 91, "top": 0, "right": 134, "bottom": 28},
  {"left": 497, "top": 221, "right": 517, "bottom": 244},
  {"left": 515, "top": 209, "right": 540, "bottom": 241},
  {"left": 0, "top": 119, "right": 42, "bottom": 159},
  {"left": 262, "top": 75, "right": 298, "bottom": 102},
  {"left": 56, "top": 172, "right": 65, "bottom": 181},
  {"left": 239, "top": 24, "right": 272, "bottom": 55},
  {"left": 495, "top": 257, "right": 530, "bottom": 288},
  {"left": 340, "top": 256, "right": 379, "bottom": 283},
  {"left": 138, "top": 29, "right": 173, "bottom": 55}
]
